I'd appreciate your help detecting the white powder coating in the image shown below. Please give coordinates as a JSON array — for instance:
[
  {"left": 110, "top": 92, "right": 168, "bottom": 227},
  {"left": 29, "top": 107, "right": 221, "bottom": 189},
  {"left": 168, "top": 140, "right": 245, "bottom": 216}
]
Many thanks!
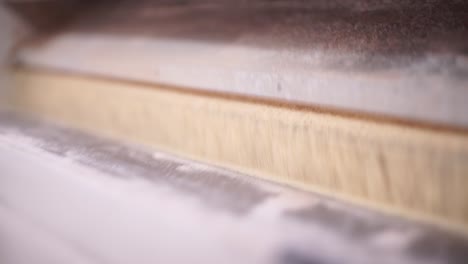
[
  {"left": 0, "top": 119, "right": 462, "bottom": 264},
  {"left": 0, "top": 132, "right": 276, "bottom": 264}
]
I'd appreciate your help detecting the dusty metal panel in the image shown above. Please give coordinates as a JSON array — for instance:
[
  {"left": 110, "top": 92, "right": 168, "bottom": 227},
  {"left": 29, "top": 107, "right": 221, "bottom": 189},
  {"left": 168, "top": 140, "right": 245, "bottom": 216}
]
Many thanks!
[
  {"left": 0, "top": 112, "right": 468, "bottom": 264},
  {"left": 3, "top": 0, "right": 97, "bottom": 31},
  {"left": 12, "top": 0, "right": 468, "bottom": 128}
]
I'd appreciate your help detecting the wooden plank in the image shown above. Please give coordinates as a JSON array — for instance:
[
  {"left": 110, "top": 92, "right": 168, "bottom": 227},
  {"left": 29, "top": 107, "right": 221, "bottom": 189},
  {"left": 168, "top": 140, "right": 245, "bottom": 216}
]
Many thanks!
[{"left": 10, "top": 69, "right": 468, "bottom": 232}]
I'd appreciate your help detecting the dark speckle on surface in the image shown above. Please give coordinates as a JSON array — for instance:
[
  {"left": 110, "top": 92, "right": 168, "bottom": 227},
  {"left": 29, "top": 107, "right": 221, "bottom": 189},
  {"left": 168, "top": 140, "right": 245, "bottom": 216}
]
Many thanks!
[
  {"left": 279, "top": 249, "right": 330, "bottom": 264},
  {"left": 285, "top": 202, "right": 468, "bottom": 264},
  {"left": 407, "top": 232, "right": 468, "bottom": 264},
  {"left": 72, "top": 0, "right": 468, "bottom": 71},
  {"left": 285, "top": 203, "right": 392, "bottom": 240}
]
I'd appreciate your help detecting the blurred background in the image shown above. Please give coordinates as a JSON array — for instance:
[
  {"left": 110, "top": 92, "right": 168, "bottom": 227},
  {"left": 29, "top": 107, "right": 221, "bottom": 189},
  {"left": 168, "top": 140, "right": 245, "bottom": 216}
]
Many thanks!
[{"left": 1, "top": 1, "right": 468, "bottom": 264}]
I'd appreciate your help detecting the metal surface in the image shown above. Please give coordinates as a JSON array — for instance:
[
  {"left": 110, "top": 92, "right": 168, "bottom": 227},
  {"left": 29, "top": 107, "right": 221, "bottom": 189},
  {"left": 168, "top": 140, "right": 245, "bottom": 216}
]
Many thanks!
[
  {"left": 3, "top": 0, "right": 95, "bottom": 31},
  {"left": 0, "top": 4, "right": 23, "bottom": 109},
  {"left": 13, "top": 0, "right": 468, "bottom": 128},
  {"left": 1, "top": 112, "right": 468, "bottom": 264}
]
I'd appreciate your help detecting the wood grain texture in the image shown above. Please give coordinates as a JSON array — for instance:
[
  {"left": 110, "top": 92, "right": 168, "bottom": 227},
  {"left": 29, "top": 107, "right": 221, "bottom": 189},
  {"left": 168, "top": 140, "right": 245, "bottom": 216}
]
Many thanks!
[{"left": 11, "top": 69, "right": 468, "bottom": 231}]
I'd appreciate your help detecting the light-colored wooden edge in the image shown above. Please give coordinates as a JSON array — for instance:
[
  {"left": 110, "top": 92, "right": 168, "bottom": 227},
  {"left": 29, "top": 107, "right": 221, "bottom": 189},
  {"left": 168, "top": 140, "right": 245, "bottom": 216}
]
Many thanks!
[{"left": 11, "top": 68, "right": 468, "bottom": 234}]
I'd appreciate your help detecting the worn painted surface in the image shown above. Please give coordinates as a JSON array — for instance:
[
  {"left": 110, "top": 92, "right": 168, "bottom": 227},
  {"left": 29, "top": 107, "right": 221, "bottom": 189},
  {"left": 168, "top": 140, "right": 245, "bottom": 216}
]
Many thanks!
[
  {"left": 0, "top": 112, "right": 467, "bottom": 264},
  {"left": 14, "top": 0, "right": 468, "bottom": 127}
]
